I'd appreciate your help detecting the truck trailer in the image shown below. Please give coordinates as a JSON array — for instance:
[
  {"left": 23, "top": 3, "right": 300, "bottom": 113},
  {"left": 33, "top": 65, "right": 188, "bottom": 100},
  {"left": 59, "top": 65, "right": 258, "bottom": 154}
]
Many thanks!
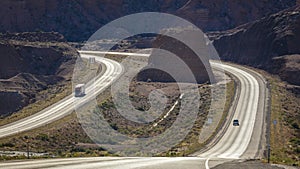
[{"left": 75, "top": 84, "right": 85, "bottom": 97}]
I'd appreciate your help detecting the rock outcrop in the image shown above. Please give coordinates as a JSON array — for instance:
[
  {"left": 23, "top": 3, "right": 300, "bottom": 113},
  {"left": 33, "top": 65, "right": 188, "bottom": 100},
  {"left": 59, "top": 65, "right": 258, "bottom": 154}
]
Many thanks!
[
  {"left": 271, "top": 55, "right": 300, "bottom": 85},
  {"left": 0, "top": 0, "right": 296, "bottom": 41},
  {"left": 137, "top": 29, "right": 213, "bottom": 84},
  {"left": 209, "top": 5, "right": 300, "bottom": 85},
  {"left": 0, "top": 32, "right": 78, "bottom": 116}
]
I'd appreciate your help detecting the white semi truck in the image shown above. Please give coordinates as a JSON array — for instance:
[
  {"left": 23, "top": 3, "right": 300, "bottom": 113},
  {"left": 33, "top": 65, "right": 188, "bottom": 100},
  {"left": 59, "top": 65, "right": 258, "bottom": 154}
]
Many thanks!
[{"left": 75, "top": 84, "right": 85, "bottom": 97}]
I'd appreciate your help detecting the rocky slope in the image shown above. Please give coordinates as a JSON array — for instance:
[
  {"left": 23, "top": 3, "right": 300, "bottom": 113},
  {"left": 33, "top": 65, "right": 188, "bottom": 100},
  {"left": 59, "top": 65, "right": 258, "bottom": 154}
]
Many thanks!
[
  {"left": 0, "top": 0, "right": 296, "bottom": 41},
  {"left": 0, "top": 32, "right": 78, "bottom": 116},
  {"left": 137, "top": 29, "right": 213, "bottom": 84},
  {"left": 271, "top": 54, "right": 300, "bottom": 86},
  {"left": 209, "top": 5, "right": 300, "bottom": 85}
]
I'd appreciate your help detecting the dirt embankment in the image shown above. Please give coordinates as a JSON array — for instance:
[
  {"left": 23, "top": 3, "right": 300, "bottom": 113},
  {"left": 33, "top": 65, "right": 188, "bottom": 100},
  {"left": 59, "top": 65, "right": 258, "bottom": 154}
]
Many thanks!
[{"left": 0, "top": 32, "right": 78, "bottom": 116}]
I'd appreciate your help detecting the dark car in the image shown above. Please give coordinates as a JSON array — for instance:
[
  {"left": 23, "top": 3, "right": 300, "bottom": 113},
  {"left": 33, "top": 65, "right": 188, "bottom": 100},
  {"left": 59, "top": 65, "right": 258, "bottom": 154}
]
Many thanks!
[{"left": 233, "top": 119, "right": 239, "bottom": 126}]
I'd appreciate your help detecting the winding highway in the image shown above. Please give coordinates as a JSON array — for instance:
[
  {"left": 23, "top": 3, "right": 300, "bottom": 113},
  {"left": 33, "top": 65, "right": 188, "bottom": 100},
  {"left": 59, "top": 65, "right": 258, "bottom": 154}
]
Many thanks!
[
  {"left": 0, "top": 53, "right": 123, "bottom": 138},
  {"left": 0, "top": 51, "right": 268, "bottom": 169},
  {"left": 196, "top": 61, "right": 268, "bottom": 167}
]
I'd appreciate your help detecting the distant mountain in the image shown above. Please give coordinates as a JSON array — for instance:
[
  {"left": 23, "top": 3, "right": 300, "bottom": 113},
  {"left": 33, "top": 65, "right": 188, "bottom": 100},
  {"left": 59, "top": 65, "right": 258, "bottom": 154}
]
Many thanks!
[
  {"left": 0, "top": 0, "right": 296, "bottom": 41},
  {"left": 209, "top": 5, "right": 300, "bottom": 85},
  {"left": 0, "top": 32, "right": 78, "bottom": 116}
]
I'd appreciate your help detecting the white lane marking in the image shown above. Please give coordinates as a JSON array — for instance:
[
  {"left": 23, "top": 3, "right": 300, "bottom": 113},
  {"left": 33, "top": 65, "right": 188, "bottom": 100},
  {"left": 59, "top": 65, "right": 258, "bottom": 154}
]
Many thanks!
[
  {"left": 217, "top": 68, "right": 252, "bottom": 158},
  {"left": 0, "top": 54, "right": 123, "bottom": 138},
  {"left": 79, "top": 50, "right": 150, "bottom": 57},
  {"left": 199, "top": 62, "right": 261, "bottom": 159},
  {"left": 205, "top": 158, "right": 210, "bottom": 169},
  {"left": 0, "top": 50, "right": 263, "bottom": 167},
  {"left": 0, "top": 157, "right": 134, "bottom": 168},
  {"left": 220, "top": 67, "right": 259, "bottom": 158},
  {"left": 199, "top": 66, "right": 248, "bottom": 158},
  {"left": 0, "top": 157, "right": 207, "bottom": 169}
]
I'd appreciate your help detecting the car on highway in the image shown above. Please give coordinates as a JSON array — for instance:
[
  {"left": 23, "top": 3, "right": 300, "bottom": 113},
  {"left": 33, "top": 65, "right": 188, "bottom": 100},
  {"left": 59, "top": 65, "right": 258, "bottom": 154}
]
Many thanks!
[{"left": 233, "top": 119, "right": 240, "bottom": 126}]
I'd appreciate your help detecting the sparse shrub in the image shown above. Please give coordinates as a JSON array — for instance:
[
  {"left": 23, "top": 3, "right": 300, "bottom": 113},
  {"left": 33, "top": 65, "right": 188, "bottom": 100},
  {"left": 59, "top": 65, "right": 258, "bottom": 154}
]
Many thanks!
[
  {"left": 36, "top": 133, "right": 49, "bottom": 141},
  {"left": 291, "top": 122, "right": 299, "bottom": 130},
  {"left": 290, "top": 138, "right": 300, "bottom": 145},
  {"left": 71, "top": 147, "right": 86, "bottom": 152},
  {"left": 110, "top": 123, "right": 118, "bottom": 130},
  {"left": 0, "top": 142, "right": 14, "bottom": 147},
  {"left": 295, "top": 147, "right": 300, "bottom": 153}
]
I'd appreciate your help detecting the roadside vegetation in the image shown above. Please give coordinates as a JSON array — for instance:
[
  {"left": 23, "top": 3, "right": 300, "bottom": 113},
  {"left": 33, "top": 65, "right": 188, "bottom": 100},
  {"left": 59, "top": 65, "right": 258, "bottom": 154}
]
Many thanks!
[
  {"left": 0, "top": 113, "right": 114, "bottom": 160},
  {"left": 98, "top": 81, "right": 182, "bottom": 138},
  {"left": 0, "top": 83, "right": 71, "bottom": 127},
  {"left": 162, "top": 80, "right": 235, "bottom": 156},
  {"left": 241, "top": 67, "right": 300, "bottom": 167},
  {"left": 267, "top": 76, "right": 299, "bottom": 166},
  {"left": 0, "top": 58, "right": 101, "bottom": 127},
  {"left": 0, "top": 54, "right": 236, "bottom": 159}
]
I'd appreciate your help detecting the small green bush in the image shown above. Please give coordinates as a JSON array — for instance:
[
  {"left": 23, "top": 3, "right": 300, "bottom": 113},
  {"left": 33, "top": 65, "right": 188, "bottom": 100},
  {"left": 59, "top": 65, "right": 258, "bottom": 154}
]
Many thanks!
[{"left": 0, "top": 142, "right": 15, "bottom": 147}]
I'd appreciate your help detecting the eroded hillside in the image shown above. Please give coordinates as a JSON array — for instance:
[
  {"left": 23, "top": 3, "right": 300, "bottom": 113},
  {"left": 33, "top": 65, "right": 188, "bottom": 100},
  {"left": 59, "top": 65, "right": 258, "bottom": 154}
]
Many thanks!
[{"left": 0, "top": 32, "right": 78, "bottom": 116}]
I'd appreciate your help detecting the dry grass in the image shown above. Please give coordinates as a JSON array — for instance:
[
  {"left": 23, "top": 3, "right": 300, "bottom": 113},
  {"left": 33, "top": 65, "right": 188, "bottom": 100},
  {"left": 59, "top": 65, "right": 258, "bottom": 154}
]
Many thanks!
[
  {"left": 0, "top": 80, "right": 113, "bottom": 160},
  {"left": 242, "top": 67, "right": 300, "bottom": 167},
  {"left": 0, "top": 54, "right": 237, "bottom": 159},
  {"left": 268, "top": 77, "right": 300, "bottom": 166},
  {"left": 161, "top": 80, "right": 235, "bottom": 156},
  {"left": 100, "top": 81, "right": 182, "bottom": 136},
  {"left": 0, "top": 58, "right": 101, "bottom": 127},
  {"left": 0, "top": 78, "right": 231, "bottom": 158},
  {"left": 0, "top": 112, "right": 113, "bottom": 159},
  {"left": 0, "top": 83, "right": 72, "bottom": 126},
  {"left": 221, "top": 62, "right": 300, "bottom": 166}
]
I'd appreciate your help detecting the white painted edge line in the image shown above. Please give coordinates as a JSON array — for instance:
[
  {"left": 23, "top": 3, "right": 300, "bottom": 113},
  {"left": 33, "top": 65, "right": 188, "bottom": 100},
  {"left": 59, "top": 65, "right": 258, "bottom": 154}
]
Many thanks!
[
  {"left": 79, "top": 50, "right": 151, "bottom": 57},
  {"left": 205, "top": 158, "right": 210, "bottom": 169}
]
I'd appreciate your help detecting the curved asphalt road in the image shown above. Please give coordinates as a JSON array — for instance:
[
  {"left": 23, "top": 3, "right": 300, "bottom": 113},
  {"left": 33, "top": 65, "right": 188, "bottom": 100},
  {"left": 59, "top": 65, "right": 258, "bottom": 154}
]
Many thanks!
[
  {"left": 0, "top": 51, "right": 267, "bottom": 169},
  {"left": 0, "top": 53, "right": 123, "bottom": 138},
  {"left": 196, "top": 61, "right": 267, "bottom": 167}
]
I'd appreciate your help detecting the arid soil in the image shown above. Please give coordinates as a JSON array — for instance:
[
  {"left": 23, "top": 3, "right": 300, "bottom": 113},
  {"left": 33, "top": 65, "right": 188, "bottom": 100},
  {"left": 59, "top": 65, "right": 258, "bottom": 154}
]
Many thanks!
[{"left": 0, "top": 32, "right": 78, "bottom": 116}]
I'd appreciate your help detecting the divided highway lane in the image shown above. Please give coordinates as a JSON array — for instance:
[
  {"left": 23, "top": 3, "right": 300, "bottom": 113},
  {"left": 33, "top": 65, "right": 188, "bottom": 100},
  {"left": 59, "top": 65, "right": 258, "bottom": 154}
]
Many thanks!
[
  {"left": 198, "top": 61, "right": 262, "bottom": 159},
  {"left": 0, "top": 51, "right": 267, "bottom": 169},
  {"left": 0, "top": 157, "right": 208, "bottom": 169},
  {"left": 0, "top": 53, "right": 123, "bottom": 138},
  {"left": 195, "top": 61, "right": 267, "bottom": 168}
]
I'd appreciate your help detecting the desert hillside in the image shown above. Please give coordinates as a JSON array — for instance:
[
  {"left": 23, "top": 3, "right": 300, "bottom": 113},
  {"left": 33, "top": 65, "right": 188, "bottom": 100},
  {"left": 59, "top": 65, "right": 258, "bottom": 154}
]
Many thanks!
[
  {"left": 0, "top": 32, "right": 78, "bottom": 116},
  {"left": 209, "top": 5, "right": 300, "bottom": 86},
  {"left": 0, "top": 0, "right": 296, "bottom": 41}
]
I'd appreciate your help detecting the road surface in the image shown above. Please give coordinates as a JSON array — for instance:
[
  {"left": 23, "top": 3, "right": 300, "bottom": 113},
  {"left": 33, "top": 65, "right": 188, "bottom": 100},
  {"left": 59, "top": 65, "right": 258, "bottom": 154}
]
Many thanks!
[
  {"left": 0, "top": 51, "right": 268, "bottom": 169},
  {"left": 195, "top": 61, "right": 267, "bottom": 159},
  {"left": 0, "top": 53, "right": 123, "bottom": 138},
  {"left": 0, "top": 157, "right": 235, "bottom": 169}
]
